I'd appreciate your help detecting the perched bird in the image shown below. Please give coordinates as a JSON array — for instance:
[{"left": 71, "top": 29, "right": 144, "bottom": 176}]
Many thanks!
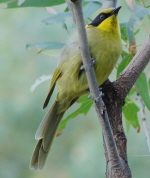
[{"left": 30, "top": 6, "right": 122, "bottom": 170}]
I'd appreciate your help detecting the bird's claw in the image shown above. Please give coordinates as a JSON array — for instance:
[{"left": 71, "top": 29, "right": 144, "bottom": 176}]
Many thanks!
[
  {"left": 80, "top": 65, "right": 85, "bottom": 71},
  {"left": 88, "top": 88, "right": 104, "bottom": 100},
  {"left": 80, "top": 58, "right": 96, "bottom": 71},
  {"left": 95, "top": 91, "right": 104, "bottom": 102},
  {"left": 91, "top": 58, "right": 96, "bottom": 66},
  {"left": 88, "top": 94, "right": 92, "bottom": 99}
]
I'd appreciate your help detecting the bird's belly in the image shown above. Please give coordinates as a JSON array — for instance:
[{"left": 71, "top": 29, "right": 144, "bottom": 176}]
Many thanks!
[
  {"left": 57, "top": 36, "right": 121, "bottom": 100},
  {"left": 58, "top": 51, "right": 119, "bottom": 97},
  {"left": 94, "top": 50, "right": 119, "bottom": 86}
]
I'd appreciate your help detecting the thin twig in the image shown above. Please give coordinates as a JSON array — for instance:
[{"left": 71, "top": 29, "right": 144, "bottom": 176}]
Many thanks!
[
  {"left": 102, "top": 0, "right": 117, "bottom": 9},
  {"left": 137, "top": 94, "right": 150, "bottom": 152},
  {"left": 66, "top": 0, "right": 76, "bottom": 24}
]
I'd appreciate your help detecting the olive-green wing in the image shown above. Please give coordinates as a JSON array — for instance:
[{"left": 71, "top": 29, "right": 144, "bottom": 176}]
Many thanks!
[{"left": 43, "top": 68, "right": 62, "bottom": 109}]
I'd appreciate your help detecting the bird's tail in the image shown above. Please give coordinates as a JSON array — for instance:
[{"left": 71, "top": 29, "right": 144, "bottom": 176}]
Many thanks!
[{"left": 30, "top": 100, "right": 65, "bottom": 170}]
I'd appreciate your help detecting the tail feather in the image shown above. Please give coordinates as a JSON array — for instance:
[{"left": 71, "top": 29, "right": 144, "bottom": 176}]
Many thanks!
[
  {"left": 35, "top": 100, "right": 59, "bottom": 140},
  {"left": 30, "top": 100, "right": 64, "bottom": 170}
]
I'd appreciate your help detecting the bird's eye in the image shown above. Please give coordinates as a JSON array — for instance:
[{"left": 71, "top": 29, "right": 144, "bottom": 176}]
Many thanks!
[{"left": 99, "top": 14, "right": 105, "bottom": 20}]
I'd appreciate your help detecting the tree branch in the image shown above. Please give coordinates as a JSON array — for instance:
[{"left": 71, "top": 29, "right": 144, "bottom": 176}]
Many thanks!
[
  {"left": 102, "top": 22, "right": 150, "bottom": 178},
  {"left": 102, "top": 0, "right": 117, "bottom": 9},
  {"left": 69, "top": 0, "right": 124, "bottom": 175},
  {"left": 65, "top": 0, "right": 76, "bottom": 24},
  {"left": 116, "top": 34, "right": 150, "bottom": 97}
]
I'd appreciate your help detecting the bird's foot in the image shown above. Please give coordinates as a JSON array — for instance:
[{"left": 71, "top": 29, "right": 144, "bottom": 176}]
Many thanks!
[
  {"left": 95, "top": 88, "right": 104, "bottom": 102},
  {"left": 90, "top": 58, "right": 96, "bottom": 66},
  {"left": 80, "top": 65, "right": 84, "bottom": 71},
  {"left": 80, "top": 58, "right": 96, "bottom": 71},
  {"left": 88, "top": 87, "right": 104, "bottom": 100},
  {"left": 88, "top": 94, "right": 92, "bottom": 99}
]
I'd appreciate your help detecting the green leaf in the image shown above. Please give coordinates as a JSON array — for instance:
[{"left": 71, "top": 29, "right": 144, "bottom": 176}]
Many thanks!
[
  {"left": 42, "top": 12, "right": 71, "bottom": 24},
  {"left": 128, "top": 88, "right": 136, "bottom": 96},
  {"left": 64, "top": 7, "right": 69, "bottom": 12},
  {"left": 134, "top": 4, "right": 150, "bottom": 20},
  {"left": 83, "top": 2, "right": 102, "bottom": 19},
  {"left": 120, "top": 26, "right": 128, "bottom": 43},
  {"left": 84, "top": 0, "right": 99, "bottom": 1},
  {"left": 26, "top": 41, "right": 65, "bottom": 50},
  {"left": 42, "top": 50, "right": 60, "bottom": 57},
  {"left": 117, "top": 53, "right": 134, "bottom": 78},
  {"left": 42, "top": 2, "right": 101, "bottom": 25},
  {"left": 7, "top": 0, "right": 65, "bottom": 8},
  {"left": 58, "top": 94, "right": 92, "bottom": 131},
  {"left": 135, "top": 72, "right": 150, "bottom": 110},
  {"left": 0, "top": 0, "right": 10, "bottom": 3},
  {"left": 123, "top": 98, "right": 139, "bottom": 129},
  {"left": 134, "top": 29, "right": 140, "bottom": 36},
  {"left": 121, "top": 50, "right": 129, "bottom": 57},
  {"left": 126, "top": 5, "right": 149, "bottom": 44},
  {"left": 125, "top": 118, "right": 131, "bottom": 133},
  {"left": 62, "top": 23, "right": 68, "bottom": 32}
]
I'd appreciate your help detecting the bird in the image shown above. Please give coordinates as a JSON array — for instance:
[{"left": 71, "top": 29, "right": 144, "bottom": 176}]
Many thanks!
[{"left": 30, "top": 6, "right": 122, "bottom": 170}]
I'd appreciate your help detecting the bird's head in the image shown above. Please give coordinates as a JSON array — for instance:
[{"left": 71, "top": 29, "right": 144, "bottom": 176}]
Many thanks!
[{"left": 86, "top": 6, "right": 122, "bottom": 32}]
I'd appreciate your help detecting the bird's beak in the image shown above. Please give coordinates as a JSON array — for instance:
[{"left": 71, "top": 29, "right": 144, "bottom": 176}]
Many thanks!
[{"left": 111, "top": 6, "right": 122, "bottom": 15}]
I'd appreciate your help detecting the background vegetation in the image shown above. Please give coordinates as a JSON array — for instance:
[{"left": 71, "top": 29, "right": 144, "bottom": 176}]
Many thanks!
[{"left": 0, "top": 0, "right": 150, "bottom": 177}]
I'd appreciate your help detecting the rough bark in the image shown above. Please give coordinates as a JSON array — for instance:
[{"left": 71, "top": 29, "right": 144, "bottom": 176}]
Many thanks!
[
  {"left": 101, "top": 34, "right": 150, "bottom": 177},
  {"left": 102, "top": 80, "right": 131, "bottom": 177}
]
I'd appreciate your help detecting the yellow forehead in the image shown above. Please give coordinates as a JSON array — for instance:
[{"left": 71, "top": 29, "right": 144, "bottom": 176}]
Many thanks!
[{"left": 100, "top": 7, "right": 114, "bottom": 14}]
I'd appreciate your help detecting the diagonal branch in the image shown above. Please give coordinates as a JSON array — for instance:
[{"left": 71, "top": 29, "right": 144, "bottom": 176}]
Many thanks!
[{"left": 115, "top": 34, "right": 150, "bottom": 96}]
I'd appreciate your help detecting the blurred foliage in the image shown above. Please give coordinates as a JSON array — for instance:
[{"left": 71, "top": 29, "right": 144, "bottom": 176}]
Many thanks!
[
  {"left": 6, "top": 0, "right": 65, "bottom": 8},
  {"left": 58, "top": 94, "right": 93, "bottom": 132},
  {"left": 123, "top": 98, "right": 140, "bottom": 129},
  {"left": 1, "top": 0, "right": 150, "bottom": 178},
  {"left": 135, "top": 72, "right": 150, "bottom": 110},
  {"left": 26, "top": 41, "right": 65, "bottom": 50}
]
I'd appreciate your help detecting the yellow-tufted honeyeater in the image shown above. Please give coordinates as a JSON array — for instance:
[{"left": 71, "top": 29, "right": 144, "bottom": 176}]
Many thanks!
[{"left": 30, "top": 6, "right": 122, "bottom": 170}]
